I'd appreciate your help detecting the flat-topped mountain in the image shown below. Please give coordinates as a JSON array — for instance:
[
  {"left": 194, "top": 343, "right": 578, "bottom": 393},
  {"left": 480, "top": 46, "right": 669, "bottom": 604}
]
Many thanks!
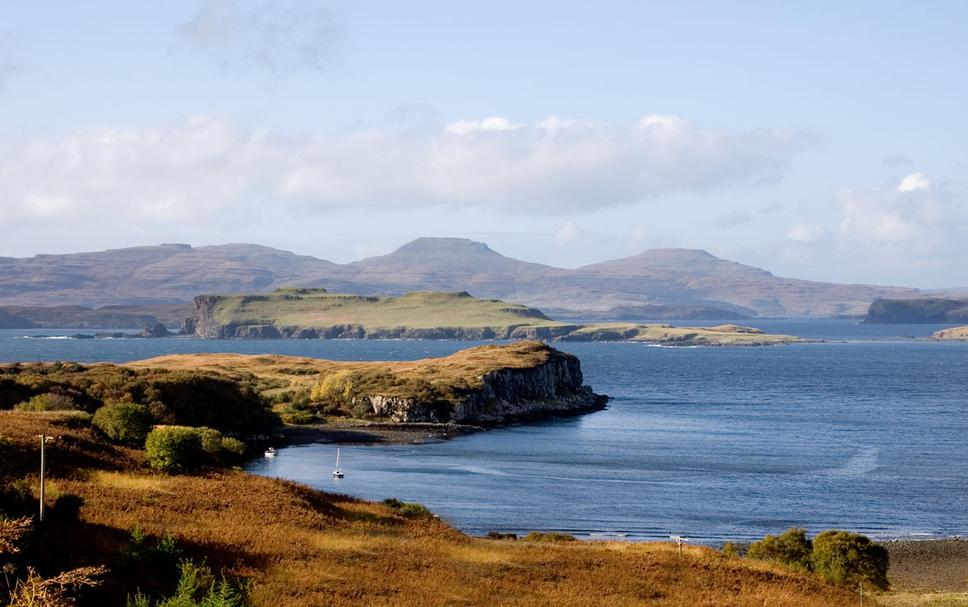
[{"left": 0, "top": 238, "right": 925, "bottom": 317}]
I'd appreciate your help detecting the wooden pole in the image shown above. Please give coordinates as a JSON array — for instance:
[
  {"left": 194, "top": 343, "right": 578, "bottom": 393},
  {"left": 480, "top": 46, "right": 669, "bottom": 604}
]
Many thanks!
[{"left": 38, "top": 434, "right": 47, "bottom": 522}]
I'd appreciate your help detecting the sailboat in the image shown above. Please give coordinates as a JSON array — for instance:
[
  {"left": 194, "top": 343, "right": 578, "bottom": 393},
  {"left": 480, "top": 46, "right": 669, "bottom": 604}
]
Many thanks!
[{"left": 332, "top": 447, "right": 344, "bottom": 478}]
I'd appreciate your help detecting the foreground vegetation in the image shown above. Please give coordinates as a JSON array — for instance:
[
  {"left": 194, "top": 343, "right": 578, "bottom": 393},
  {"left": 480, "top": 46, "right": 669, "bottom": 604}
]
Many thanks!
[{"left": 1, "top": 410, "right": 863, "bottom": 606}]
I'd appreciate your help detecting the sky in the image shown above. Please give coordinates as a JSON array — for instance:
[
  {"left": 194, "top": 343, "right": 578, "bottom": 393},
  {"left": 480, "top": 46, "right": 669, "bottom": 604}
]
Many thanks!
[{"left": 0, "top": 1, "right": 966, "bottom": 288}]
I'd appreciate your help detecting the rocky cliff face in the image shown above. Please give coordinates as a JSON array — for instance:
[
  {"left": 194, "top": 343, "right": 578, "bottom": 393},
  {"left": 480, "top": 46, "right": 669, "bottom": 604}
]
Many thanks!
[
  {"left": 865, "top": 298, "right": 968, "bottom": 324},
  {"left": 358, "top": 348, "right": 606, "bottom": 425}
]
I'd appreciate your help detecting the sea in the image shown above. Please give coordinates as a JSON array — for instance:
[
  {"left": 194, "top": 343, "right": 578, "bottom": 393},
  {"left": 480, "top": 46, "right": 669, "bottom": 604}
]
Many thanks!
[{"left": 2, "top": 318, "right": 966, "bottom": 544}]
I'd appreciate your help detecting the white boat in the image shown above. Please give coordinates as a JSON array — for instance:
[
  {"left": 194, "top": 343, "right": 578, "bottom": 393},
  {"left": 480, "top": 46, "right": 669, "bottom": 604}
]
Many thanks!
[
  {"left": 332, "top": 447, "right": 344, "bottom": 478},
  {"left": 264, "top": 447, "right": 277, "bottom": 458}
]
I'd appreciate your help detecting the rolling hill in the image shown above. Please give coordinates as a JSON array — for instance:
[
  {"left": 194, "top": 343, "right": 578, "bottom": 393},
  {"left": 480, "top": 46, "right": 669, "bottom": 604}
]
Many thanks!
[{"left": 0, "top": 238, "right": 925, "bottom": 317}]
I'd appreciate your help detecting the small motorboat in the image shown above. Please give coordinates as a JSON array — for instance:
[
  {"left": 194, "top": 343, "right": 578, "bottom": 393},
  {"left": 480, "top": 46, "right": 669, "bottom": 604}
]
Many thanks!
[
  {"left": 332, "top": 447, "right": 344, "bottom": 478},
  {"left": 264, "top": 447, "right": 277, "bottom": 458}
]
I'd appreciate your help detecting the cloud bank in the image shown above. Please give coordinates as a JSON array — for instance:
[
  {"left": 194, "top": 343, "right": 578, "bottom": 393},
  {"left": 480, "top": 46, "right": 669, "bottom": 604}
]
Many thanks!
[
  {"left": 780, "top": 173, "right": 966, "bottom": 284},
  {"left": 0, "top": 114, "right": 813, "bottom": 228}
]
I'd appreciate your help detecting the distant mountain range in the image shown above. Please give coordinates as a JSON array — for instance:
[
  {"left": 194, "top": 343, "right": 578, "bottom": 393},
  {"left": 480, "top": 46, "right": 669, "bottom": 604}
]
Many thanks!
[{"left": 0, "top": 238, "right": 932, "bottom": 317}]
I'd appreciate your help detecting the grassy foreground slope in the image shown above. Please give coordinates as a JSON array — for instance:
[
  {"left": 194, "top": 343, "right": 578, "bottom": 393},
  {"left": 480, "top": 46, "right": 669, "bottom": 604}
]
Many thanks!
[
  {"left": 0, "top": 410, "right": 859, "bottom": 607},
  {"left": 186, "top": 288, "right": 799, "bottom": 345}
]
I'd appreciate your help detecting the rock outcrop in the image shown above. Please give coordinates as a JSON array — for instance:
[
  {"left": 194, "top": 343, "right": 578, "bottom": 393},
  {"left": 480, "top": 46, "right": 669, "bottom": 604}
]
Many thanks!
[{"left": 355, "top": 348, "right": 604, "bottom": 425}]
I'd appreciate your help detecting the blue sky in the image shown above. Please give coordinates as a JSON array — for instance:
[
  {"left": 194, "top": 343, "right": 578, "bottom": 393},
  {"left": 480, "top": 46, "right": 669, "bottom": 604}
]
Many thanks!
[{"left": 1, "top": 1, "right": 965, "bottom": 287}]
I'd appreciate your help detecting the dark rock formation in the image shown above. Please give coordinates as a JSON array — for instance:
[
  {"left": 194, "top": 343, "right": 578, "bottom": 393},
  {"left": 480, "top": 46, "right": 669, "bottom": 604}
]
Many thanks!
[
  {"left": 865, "top": 298, "right": 968, "bottom": 324},
  {"left": 358, "top": 347, "right": 607, "bottom": 425}
]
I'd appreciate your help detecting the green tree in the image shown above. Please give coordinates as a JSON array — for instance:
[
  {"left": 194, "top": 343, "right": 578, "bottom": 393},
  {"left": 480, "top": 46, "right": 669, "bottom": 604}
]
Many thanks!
[
  {"left": 92, "top": 402, "right": 154, "bottom": 445},
  {"left": 310, "top": 371, "right": 356, "bottom": 408},
  {"left": 812, "top": 530, "right": 889, "bottom": 590},
  {"left": 747, "top": 527, "right": 813, "bottom": 571},
  {"left": 144, "top": 427, "right": 203, "bottom": 474}
]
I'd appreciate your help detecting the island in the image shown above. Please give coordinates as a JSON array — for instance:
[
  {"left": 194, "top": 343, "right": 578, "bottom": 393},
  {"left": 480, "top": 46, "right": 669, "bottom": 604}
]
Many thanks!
[
  {"left": 864, "top": 297, "right": 968, "bottom": 324},
  {"left": 181, "top": 288, "right": 799, "bottom": 346},
  {"left": 932, "top": 325, "right": 968, "bottom": 341}
]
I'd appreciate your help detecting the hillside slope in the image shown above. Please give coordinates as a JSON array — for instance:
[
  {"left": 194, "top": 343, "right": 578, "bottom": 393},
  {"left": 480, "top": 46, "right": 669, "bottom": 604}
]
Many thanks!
[
  {"left": 0, "top": 238, "right": 924, "bottom": 316},
  {"left": 0, "top": 410, "right": 859, "bottom": 607}
]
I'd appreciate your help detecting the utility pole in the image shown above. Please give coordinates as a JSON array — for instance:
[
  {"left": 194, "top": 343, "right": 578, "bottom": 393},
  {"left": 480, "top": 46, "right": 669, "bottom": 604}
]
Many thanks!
[{"left": 38, "top": 434, "right": 53, "bottom": 522}]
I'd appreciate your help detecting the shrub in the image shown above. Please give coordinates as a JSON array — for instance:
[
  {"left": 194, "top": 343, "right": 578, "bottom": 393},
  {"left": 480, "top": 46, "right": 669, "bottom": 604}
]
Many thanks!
[
  {"left": 145, "top": 427, "right": 203, "bottom": 474},
  {"left": 53, "top": 493, "right": 84, "bottom": 521},
  {"left": 220, "top": 437, "right": 247, "bottom": 459},
  {"left": 381, "top": 498, "right": 432, "bottom": 518},
  {"left": 277, "top": 407, "right": 317, "bottom": 425},
  {"left": 92, "top": 402, "right": 153, "bottom": 445},
  {"left": 15, "top": 392, "right": 77, "bottom": 412},
  {"left": 196, "top": 427, "right": 224, "bottom": 455},
  {"left": 126, "top": 559, "right": 246, "bottom": 607},
  {"left": 811, "top": 530, "right": 889, "bottom": 590},
  {"left": 747, "top": 527, "right": 813, "bottom": 571},
  {"left": 486, "top": 531, "right": 518, "bottom": 540},
  {"left": 310, "top": 371, "right": 355, "bottom": 407},
  {"left": 523, "top": 531, "right": 576, "bottom": 543},
  {"left": 720, "top": 542, "right": 742, "bottom": 558}
]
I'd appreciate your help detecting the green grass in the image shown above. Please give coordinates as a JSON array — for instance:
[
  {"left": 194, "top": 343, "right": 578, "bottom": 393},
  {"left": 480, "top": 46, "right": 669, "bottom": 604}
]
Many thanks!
[
  {"left": 565, "top": 323, "right": 800, "bottom": 345},
  {"left": 210, "top": 289, "right": 568, "bottom": 331}
]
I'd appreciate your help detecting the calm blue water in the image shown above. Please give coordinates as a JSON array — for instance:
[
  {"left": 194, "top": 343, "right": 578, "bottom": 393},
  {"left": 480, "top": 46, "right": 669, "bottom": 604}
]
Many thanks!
[{"left": 2, "top": 320, "right": 966, "bottom": 543}]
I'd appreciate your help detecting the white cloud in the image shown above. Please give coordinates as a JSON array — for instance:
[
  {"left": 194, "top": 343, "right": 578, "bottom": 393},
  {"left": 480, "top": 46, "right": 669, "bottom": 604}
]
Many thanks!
[
  {"left": 177, "top": 1, "right": 343, "bottom": 75},
  {"left": 786, "top": 222, "right": 824, "bottom": 243},
  {"left": 897, "top": 172, "right": 930, "bottom": 193},
  {"left": 0, "top": 113, "right": 813, "bottom": 230},
  {"left": 838, "top": 175, "right": 947, "bottom": 244},
  {"left": 554, "top": 220, "right": 582, "bottom": 246},
  {"left": 775, "top": 173, "right": 965, "bottom": 286}
]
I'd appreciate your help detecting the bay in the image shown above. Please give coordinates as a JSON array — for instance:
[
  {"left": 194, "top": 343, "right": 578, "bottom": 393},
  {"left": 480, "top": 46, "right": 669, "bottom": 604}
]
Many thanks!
[{"left": 2, "top": 319, "right": 966, "bottom": 543}]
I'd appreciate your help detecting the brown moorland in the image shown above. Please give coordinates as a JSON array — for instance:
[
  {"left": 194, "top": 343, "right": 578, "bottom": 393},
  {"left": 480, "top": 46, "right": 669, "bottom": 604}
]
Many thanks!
[
  {"left": 0, "top": 410, "right": 863, "bottom": 607},
  {"left": 126, "top": 340, "right": 571, "bottom": 404}
]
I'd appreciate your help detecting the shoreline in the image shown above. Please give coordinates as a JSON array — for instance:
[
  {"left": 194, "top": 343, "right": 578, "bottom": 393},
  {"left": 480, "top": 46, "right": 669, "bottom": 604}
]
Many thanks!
[{"left": 278, "top": 421, "right": 483, "bottom": 445}]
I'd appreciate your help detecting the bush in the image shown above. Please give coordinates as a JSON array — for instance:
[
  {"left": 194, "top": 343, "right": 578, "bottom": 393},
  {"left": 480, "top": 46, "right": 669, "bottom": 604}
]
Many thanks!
[
  {"left": 812, "top": 530, "right": 889, "bottom": 590},
  {"left": 747, "top": 527, "right": 813, "bottom": 571},
  {"left": 92, "top": 402, "right": 153, "bottom": 445},
  {"left": 145, "top": 427, "right": 203, "bottom": 474},
  {"left": 196, "top": 427, "right": 224, "bottom": 455},
  {"left": 381, "top": 498, "right": 433, "bottom": 518},
  {"left": 310, "top": 371, "right": 356, "bottom": 407},
  {"left": 126, "top": 559, "right": 246, "bottom": 607},
  {"left": 486, "top": 531, "right": 518, "bottom": 540},
  {"left": 220, "top": 437, "right": 247, "bottom": 458},
  {"left": 277, "top": 407, "right": 317, "bottom": 425},
  {"left": 15, "top": 392, "right": 77, "bottom": 411},
  {"left": 720, "top": 542, "right": 742, "bottom": 558},
  {"left": 53, "top": 493, "right": 84, "bottom": 521},
  {"left": 523, "top": 531, "right": 576, "bottom": 543}
]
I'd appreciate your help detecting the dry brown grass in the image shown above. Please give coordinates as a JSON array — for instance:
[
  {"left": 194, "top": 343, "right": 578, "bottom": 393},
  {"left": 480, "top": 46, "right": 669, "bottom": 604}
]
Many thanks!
[
  {"left": 126, "top": 341, "right": 563, "bottom": 401},
  {"left": 1, "top": 411, "right": 861, "bottom": 606}
]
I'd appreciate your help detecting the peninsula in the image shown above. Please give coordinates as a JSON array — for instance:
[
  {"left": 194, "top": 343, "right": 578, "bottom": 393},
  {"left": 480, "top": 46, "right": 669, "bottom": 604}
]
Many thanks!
[
  {"left": 182, "top": 288, "right": 799, "bottom": 346},
  {"left": 932, "top": 325, "right": 968, "bottom": 341},
  {"left": 128, "top": 341, "right": 606, "bottom": 425}
]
